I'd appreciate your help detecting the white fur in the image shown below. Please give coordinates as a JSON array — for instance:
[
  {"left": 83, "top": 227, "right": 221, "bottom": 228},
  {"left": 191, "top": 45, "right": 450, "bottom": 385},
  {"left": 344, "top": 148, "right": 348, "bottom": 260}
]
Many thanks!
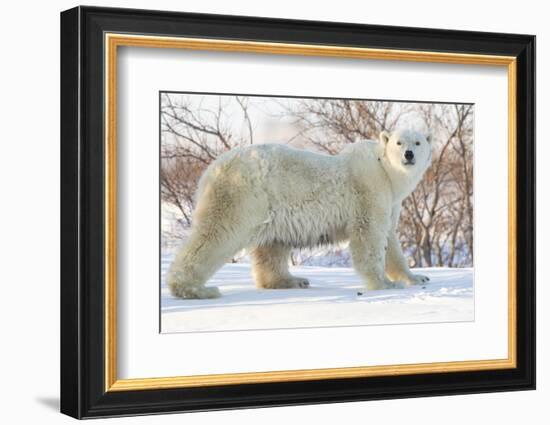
[{"left": 167, "top": 130, "right": 432, "bottom": 299}]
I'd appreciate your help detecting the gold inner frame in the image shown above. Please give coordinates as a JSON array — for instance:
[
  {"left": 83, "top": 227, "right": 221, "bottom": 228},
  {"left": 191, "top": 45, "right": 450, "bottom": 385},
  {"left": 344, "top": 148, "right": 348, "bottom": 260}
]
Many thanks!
[{"left": 104, "top": 33, "right": 517, "bottom": 392}]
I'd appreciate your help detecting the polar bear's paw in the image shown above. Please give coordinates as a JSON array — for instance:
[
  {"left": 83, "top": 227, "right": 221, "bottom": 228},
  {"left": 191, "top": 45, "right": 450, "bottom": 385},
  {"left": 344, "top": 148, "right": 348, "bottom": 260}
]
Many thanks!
[
  {"left": 384, "top": 280, "right": 406, "bottom": 290},
  {"left": 262, "top": 276, "right": 310, "bottom": 289},
  {"left": 405, "top": 274, "right": 430, "bottom": 286},
  {"left": 170, "top": 283, "right": 221, "bottom": 299},
  {"left": 167, "top": 269, "right": 222, "bottom": 299},
  {"left": 366, "top": 277, "right": 405, "bottom": 290},
  {"left": 290, "top": 276, "right": 311, "bottom": 289}
]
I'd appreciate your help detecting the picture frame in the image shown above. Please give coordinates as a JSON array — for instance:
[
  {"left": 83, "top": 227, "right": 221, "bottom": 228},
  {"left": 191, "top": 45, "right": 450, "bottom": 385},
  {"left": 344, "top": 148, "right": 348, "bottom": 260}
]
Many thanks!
[{"left": 60, "top": 5, "right": 535, "bottom": 419}]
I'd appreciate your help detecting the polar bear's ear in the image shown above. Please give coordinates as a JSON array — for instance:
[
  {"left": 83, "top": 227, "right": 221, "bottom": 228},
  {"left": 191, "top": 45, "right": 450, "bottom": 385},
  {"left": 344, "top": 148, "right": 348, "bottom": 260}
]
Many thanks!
[{"left": 379, "top": 131, "right": 391, "bottom": 145}]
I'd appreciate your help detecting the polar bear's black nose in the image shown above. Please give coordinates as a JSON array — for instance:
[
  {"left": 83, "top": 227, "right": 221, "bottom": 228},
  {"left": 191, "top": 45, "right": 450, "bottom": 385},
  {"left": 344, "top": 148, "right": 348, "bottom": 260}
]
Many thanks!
[{"left": 404, "top": 150, "right": 414, "bottom": 161}]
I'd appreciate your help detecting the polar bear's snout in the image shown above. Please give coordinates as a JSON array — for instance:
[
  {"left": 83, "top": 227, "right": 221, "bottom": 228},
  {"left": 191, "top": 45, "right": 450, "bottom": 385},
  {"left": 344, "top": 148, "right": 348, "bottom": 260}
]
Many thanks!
[{"left": 403, "top": 150, "right": 415, "bottom": 165}]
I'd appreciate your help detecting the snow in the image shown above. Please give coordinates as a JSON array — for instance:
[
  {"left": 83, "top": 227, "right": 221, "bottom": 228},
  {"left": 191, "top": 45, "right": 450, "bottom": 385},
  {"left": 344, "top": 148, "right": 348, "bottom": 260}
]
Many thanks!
[{"left": 161, "top": 254, "right": 474, "bottom": 333}]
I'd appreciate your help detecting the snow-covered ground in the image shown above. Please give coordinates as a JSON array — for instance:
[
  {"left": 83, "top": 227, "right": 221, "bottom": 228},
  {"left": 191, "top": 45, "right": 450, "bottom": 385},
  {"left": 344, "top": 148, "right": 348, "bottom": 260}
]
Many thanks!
[{"left": 161, "top": 254, "right": 474, "bottom": 333}]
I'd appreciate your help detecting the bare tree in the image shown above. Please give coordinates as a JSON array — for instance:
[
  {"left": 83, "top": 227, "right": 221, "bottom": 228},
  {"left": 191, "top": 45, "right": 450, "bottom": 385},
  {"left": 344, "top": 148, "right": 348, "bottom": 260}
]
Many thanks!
[
  {"left": 280, "top": 99, "right": 406, "bottom": 154},
  {"left": 399, "top": 104, "right": 473, "bottom": 267},
  {"left": 160, "top": 93, "right": 254, "bottom": 242},
  {"left": 160, "top": 157, "right": 205, "bottom": 226}
]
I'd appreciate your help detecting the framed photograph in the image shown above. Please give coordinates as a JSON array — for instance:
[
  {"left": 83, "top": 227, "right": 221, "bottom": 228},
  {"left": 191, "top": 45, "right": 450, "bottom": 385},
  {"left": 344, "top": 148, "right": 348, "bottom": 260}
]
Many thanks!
[{"left": 60, "top": 5, "right": 536, "bottom": 419}]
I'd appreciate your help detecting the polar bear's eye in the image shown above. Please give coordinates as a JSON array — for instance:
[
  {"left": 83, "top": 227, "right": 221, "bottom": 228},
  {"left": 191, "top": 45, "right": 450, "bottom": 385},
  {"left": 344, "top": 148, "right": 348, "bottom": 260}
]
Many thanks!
[
  {"left": 415, "top": 141, "right": 421, "bottom": 146},
  {"left": 396, "top": 141, "right": 402, "bottom": 146}
]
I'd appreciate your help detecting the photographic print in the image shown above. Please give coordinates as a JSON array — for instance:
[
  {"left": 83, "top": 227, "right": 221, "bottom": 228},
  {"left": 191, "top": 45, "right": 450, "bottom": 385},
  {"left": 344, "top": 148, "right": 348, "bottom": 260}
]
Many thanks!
[
  {"left": 61, "top": 8, "right": 535, "bottom": 417},
  {"left": 160, "top": 92, "right": 475, "bottom": 333}
]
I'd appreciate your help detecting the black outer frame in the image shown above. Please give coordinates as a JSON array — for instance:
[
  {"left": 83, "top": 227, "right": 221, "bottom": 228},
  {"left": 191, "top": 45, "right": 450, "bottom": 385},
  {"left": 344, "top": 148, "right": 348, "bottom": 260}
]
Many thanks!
[{"left": 60, "top": 5, "right": 536, "bottom": 419}]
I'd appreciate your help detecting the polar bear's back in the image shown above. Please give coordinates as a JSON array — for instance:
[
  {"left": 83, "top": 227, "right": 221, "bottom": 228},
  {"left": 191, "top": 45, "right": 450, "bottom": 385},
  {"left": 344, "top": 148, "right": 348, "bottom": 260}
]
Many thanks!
[{"left": 197, "top": 143, "right": 346, "bottom": 199}]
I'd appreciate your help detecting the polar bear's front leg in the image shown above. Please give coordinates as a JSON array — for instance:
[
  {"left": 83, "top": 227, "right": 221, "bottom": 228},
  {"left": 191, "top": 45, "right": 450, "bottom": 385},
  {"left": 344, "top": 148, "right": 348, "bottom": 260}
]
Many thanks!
[
  {"left": 385, "top": 232, "right": 430, "bottom": 286},
  {"left": 251, "top": 244, "right": 310, "bottom": 289},
  {"left": 349, "top": 213, "right": 397, "bottom": 291}
]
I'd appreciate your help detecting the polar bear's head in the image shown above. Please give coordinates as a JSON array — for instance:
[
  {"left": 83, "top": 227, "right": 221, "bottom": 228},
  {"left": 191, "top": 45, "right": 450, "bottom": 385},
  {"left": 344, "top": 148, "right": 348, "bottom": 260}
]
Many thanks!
[{"left": 379, "top": 129, "right": 432, "bottom": 175}]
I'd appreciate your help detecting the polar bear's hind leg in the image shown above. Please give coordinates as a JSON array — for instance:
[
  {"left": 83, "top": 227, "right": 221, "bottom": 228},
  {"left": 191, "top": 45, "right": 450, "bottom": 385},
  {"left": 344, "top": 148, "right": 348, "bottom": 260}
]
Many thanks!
[
  {"left": 167, "top": 184, "right": 256, "bottom": 299},
  {"left": 167, "top": 229, "right": 248, "bottom": 299},
  {"left": 251, "top": 244, "right": 310, "bottom": 289}
]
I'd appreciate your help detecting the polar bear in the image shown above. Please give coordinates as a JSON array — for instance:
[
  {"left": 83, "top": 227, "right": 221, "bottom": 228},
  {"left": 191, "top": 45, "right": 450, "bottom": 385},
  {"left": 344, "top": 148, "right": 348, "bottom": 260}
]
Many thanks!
[{"left": 167, "top": 129, "right": 432, "bottom": 299}]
